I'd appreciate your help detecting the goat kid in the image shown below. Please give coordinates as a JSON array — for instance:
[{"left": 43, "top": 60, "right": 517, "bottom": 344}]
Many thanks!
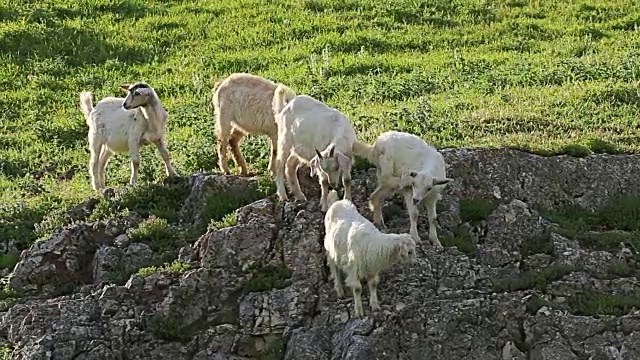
[
  {"left": 273, "top": 92, "right": 356, "bottom": 211},
  {"left": 79, "top": 82, "right": 177, "bottom": 192},
  {"left": 324, "top": 190, "right": 417, "bottom": 317},
  {"left": 353, "top": 131, "right": 452, "bottom": 246}
]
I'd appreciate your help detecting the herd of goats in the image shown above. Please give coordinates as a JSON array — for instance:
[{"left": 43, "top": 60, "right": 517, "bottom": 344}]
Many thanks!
[{"left": 77, "top": 72, "right": 454, "bottom": 317}]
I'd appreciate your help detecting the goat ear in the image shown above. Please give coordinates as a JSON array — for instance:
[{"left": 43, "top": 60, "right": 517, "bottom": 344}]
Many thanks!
[
  {"left": 328, "top": 144, "right": 336, "bottom": 157},
  {"left": 336, "top": 152, "right": 352, "bottom": 173},
  {"left": 119, "top": 84, "right": 130, "bottom": 92},
  {"left": 309, "top": 158, "right": 318, "bottom": 177},
  {"left": 434, "top": 177, "right": 452, "bottom": 186},
  {"left": 314, "top": 148, "right": 323, "bottom": 159}
]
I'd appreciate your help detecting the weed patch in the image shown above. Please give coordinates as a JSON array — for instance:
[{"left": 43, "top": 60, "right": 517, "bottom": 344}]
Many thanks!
[
  {"left": 459, "top": 198, "right": 499, "bottom": 222},
  {"left": 147, "top": 315, "right": 189, "bottom": 342},
  {"left": 441, "top": 226, "right": 477, "bottom": 254},
  {"left": 198, "top": 175, "right": 275, "bottom": 234},
  {"left": 569, "top": 292, "right": 640, "bottom": 316},
  {"left": 137, "top": 260, "right": 190, "bottom": 277},
  {"left": 129, "top": 216, "right": 187, "bottom": 254},
  {"left": 0, "top": 347, "right": 11, "bottom": 360},
  {"left": 0, "top": 283, "right": 19, "bottom": 312},
  {"left": 245, "top": 264, "right": 293, "bottom": 292},
  {"left": 493, "top": 264, "right": 576, "bottom": 293},
  {"left": 544, "top": 196, "right": 640, "bottom": 252},
  {"left": 261, "top": 336, "right": 286, "bottom": 360},
  {"left": 207, "top": 212, "right": 238, "bottom": 233},
  {"left": 521, "top": 230, "right": 554, "bottom": 258}
]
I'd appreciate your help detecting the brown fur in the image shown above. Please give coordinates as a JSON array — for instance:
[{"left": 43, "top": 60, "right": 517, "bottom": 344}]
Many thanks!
[{"left": 212, "top": 73, "right": 295, "bottom": 176}]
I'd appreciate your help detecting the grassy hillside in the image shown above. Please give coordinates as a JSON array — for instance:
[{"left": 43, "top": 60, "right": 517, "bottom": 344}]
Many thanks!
[{"left": 1, "top": 0, "right": 640, "bottom": 264}]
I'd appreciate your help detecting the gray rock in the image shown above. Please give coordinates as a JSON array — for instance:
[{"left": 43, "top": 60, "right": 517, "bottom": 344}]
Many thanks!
[
  {"left": 93, "top": 245, "right": 124, "bottom": 283},
  {"left": 4, "top": 149, "right": 640, "bottom": 359},
  {"left": 478, "top": 199, "right": 550, "bottom": 267},
  {"left": 123, "top": 242, "right": 154, "bottom": 274}
]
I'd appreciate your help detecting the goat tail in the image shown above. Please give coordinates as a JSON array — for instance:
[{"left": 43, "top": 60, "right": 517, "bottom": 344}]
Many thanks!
[
  {"left": 326, "top": 190, "right": 340, "bottom": 209},
  {"left": 352, "top": 139, "right": 375, "bottom": 164},
  {"left": 272, "top": 83, "right": 296, "bottom": 116},
  {"left": 79, "top": 91, "right": 94, "bottom": 126}
]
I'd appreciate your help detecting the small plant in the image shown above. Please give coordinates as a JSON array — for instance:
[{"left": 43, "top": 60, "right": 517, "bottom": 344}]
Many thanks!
[
  {"left": 0, "top": 253, "right": 19, "bottom": 271},
  {"left": 261, "top": 336, "right": 285, "bottom": 360},
  {"left": 442, "top": 227, "right": 476, "bottom": 255},
  {"left": 207, "top": 212, "right": 237, "bottom": 232},
  {"left": 107, "top": 269, "right": 131, "bottom": 286},
  {"left": 493, "top": 264, "right": 576, "bottom": 292},
  {"left": 147, "top": 315, "right": 188, "bottom": 342},
  {"left": 0, "top": 283, "right": 19, "bottom": 312},
  {"left": 198, "top": 174, "right": 275, "bottom": 236},
  {"left": 245, "top": 263, "right": 293, "bottom": 292},
  {"left": 607, "top": 260, "right": 638, "bottom": 278},
  {"left": 520, "top": 230, "right": 554, "bottom": 257},
  {"left": 459, "top": 198, "right": 499, "bottom": 222},
  {"left": 569, "top": 292, "right": 640, "bottom": 316},
  {"left": 0, "top": 347, "right": 12, "bottom": 360},
  {"left": 137, "top": 260, "right": 190, "bottom": 277},
  {"left": 559, "top": 143, "right": 592, "bottom": 158},
  {"left": 129, "top": 216, "right": 185, "bottom": 253}
]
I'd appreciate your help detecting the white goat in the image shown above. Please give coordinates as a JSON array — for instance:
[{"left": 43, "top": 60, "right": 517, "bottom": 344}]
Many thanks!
[
  {"left": 212, "top": 73, "right": 296, "bottom": 176},
  {"left": 272, "top": 90, "right": 356, "bottom": 211},
  {"left": 353, "top": 131, "right": 452, "bottom": 247},
  {"left": 324, "top": 190, "right": 417, "bottom": 318},
  {"left": 79, "top": 82, "right": 178, "bottom": 192}
]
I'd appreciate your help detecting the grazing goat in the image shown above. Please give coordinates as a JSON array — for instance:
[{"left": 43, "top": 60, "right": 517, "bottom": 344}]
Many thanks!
[
  {"left": 324, "top": 190, "right": 417, "bottom": 318},
  {"left": 79, "top": 82, "right": 177, "bottom": 192},
  {"left": 212, "top": 73, "right": 296, "bottom": 176},
  {"left": 272, "top": 90, "right": 356, "bottom": 211},
  {"left": 353, "top": 131, "right": 452, "bottom": 246}
]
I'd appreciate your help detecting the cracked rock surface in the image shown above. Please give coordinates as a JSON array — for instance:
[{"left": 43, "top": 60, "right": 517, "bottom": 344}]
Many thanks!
[{"left": 2, "top": 148, "right": 640, "bottom": 359}]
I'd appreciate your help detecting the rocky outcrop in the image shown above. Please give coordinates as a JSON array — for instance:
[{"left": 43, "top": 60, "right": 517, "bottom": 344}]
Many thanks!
[{"left": 2, "top": 148, "right": 640, "bottom": 359}]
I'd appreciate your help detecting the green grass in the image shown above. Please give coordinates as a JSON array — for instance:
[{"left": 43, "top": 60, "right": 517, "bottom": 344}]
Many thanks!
[
  {"left": 492, "top": 263, "right": 576, "bottom": 292},
  {"left": 245, "top": 263, "right": 293, "bottom": 292},
  {"left": 569, "top": 292, "right": 640, "bottom": 316},
  {"left": 137, "top": 259, "right": 190, "bottom": 277},
  {"left": 3, "top": 0, "right": 640, "bottom": 253},
  {"left": 0, "top": 347, "right": 11, "bottom": 360}
]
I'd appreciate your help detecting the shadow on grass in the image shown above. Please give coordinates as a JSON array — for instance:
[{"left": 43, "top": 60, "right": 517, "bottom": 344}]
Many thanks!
[
  {"left": 90, "top": 1, "right": 150, "bottom": 20},
  {"left": 0, "top": 158, "right": 31, "bottom": 179},
  {"left": 0, "top": 24, "right": 153, "bottom": 67}
]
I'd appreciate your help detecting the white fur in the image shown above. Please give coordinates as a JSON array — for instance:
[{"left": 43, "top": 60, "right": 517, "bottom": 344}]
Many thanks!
[
  {"left": 212, "top": 73, "right": 296, "bottom": 176},
  {"left": 324, "top": 196, "right": 417, "bottom": 318},
  {"left": 353, "top": 131, "right": 452, "bottom": 246},
  {"left": 272, "top": 93, "right": 357, "bottom": 211},
  {"left": 78, "top": 82, "right": 177, "bottom": 192}
]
